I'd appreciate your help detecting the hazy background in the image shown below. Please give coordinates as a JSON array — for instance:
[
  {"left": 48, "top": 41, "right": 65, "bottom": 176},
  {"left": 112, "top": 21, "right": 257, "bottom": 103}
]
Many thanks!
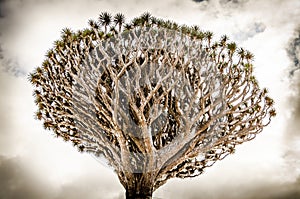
[{"left": 0, "top": 0, "right": 299, "bottom": 198}]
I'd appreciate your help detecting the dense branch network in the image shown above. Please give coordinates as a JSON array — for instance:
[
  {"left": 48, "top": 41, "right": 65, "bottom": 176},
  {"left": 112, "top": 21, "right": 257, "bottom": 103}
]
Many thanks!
[{"left": 29, "top": 12, "right": 275, "bottom": 194}]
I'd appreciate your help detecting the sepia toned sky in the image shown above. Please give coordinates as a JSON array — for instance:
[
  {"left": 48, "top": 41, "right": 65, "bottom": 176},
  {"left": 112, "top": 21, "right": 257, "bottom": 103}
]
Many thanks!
[{"left": 0, "top": 0, "right": 300, "bottom": 198}]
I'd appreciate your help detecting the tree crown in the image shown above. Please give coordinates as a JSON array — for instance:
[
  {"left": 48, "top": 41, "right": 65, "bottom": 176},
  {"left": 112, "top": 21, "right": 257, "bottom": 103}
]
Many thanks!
[{"left": 29, "top": 12, "right": 275, "bottom": 193}]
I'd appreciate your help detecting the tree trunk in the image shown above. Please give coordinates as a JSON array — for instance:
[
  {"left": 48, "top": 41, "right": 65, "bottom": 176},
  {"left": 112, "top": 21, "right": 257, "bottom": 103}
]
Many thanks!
[{"left": 125, "top": 173, "right": 154, "bottom": 199}]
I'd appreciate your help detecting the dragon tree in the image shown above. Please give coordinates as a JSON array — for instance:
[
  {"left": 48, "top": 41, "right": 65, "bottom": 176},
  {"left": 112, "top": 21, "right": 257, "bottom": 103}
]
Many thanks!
[{"left": 29, "top": 12, "right": 276, "bottom": 199}]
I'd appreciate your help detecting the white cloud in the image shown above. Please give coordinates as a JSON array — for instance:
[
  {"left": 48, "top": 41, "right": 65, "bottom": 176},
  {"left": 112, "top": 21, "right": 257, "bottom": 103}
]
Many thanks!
[
  {"left": 232, "top": 22, "right": 266, "bottom": 42},
  {"left": 287, "top": 28, "right": 300, "bottom": 75}
]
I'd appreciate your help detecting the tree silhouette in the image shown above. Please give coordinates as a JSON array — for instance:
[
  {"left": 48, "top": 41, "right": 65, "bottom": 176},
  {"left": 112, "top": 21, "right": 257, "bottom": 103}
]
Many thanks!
[{"left": 29, "top": 12, "right": 276, "bottom": 199}]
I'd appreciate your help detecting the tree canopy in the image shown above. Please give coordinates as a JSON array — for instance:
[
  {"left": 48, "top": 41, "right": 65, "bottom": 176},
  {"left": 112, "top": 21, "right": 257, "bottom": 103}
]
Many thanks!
[{"left": 29, "top": 12, "right": 275, "bottom": 198}]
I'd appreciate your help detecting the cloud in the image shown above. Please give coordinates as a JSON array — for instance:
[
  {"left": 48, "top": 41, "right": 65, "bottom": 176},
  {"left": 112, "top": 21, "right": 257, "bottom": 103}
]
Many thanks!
[
  {"left": 222, "top": 0, "right": 248, "bottom": 3},
  {"left": 0, "top": 58, "right": 27, "bottom": 78},
  {"left": 282, "top": 66, "right": 300, "bottom": 183},
  {"left": 0, "top": 45, "right": 27, "bottom": 77},
  {"left": 219, "top": 0, "right": 249, "bottom": 7},
  {"left": 155, "top": 175, "right": 300, "bottom": 199},
  {"left": 0, "top": 155, "right": 51, "bottom": 199},
  {"left": 253, "top": 178, "right": 300, "bottom": 199},
  {"left": 287, "top": 27, "right": 300, "bottom": 76},
  {"left": 232, "top": 184, "right": 300, "bottom": 199},
  {"left": 285, "top": 71, "right": 300, "bottom": 138},
  {"left": 0, "top": 0, "right": 27, "bottom": 77},
  {"left": 0, "top": 0, "right": 7, "bottom": 18},
  {"left": 0, "top": 43, "right": 3, "bottom": 58},
  {"left": 192, "top": 0, "right": 249, "bottom": 8},
  {"left": 0, "top": 155, "right": 123, "bottom": 199},
  {"left": 284, "top": 25, "right": 300, "bottom": 161},
  {"left": 233, "top": 22, "right": 266, "bottom": 42},
  {"left": 275, "top": 26, "right": 300, "bottom": 199},
  {"left": 192, "top": 0, "right": 207, "bottom": 2},
  {"left": 192, "top": 0, "right": 249, "bottom": 4}
]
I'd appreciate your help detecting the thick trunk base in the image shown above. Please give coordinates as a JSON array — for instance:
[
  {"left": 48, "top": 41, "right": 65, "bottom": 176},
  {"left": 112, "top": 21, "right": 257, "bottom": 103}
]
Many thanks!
[
  {"left": 124, "top": 173, "right": 154, "bottom": 199},
  {"left": 125, "top": 191, "right": 152, "bottom": 199}
]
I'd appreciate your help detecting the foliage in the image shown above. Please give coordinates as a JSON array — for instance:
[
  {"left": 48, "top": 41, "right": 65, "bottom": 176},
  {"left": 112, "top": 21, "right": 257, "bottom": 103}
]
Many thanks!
[{"left": 29, "top": 12, "right": 275, "bottom": 198}]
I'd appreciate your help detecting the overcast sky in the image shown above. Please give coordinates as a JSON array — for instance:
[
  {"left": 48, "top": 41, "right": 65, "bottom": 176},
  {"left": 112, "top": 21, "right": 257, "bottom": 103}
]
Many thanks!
[{"left": 0, "top": 0, "right": 300, "bottom": 198}]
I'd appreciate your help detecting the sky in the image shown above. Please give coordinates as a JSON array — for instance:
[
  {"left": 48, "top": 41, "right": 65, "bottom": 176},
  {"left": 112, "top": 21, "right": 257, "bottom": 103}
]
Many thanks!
[{"left": 0, "top": 0, "right": 300, "bottom": 198}]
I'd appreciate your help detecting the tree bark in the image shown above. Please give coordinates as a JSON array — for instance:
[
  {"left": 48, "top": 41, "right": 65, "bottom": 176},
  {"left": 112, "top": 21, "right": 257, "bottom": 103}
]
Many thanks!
[{"left": 125, "top": 173, "right": 154, "bottom": 199}]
